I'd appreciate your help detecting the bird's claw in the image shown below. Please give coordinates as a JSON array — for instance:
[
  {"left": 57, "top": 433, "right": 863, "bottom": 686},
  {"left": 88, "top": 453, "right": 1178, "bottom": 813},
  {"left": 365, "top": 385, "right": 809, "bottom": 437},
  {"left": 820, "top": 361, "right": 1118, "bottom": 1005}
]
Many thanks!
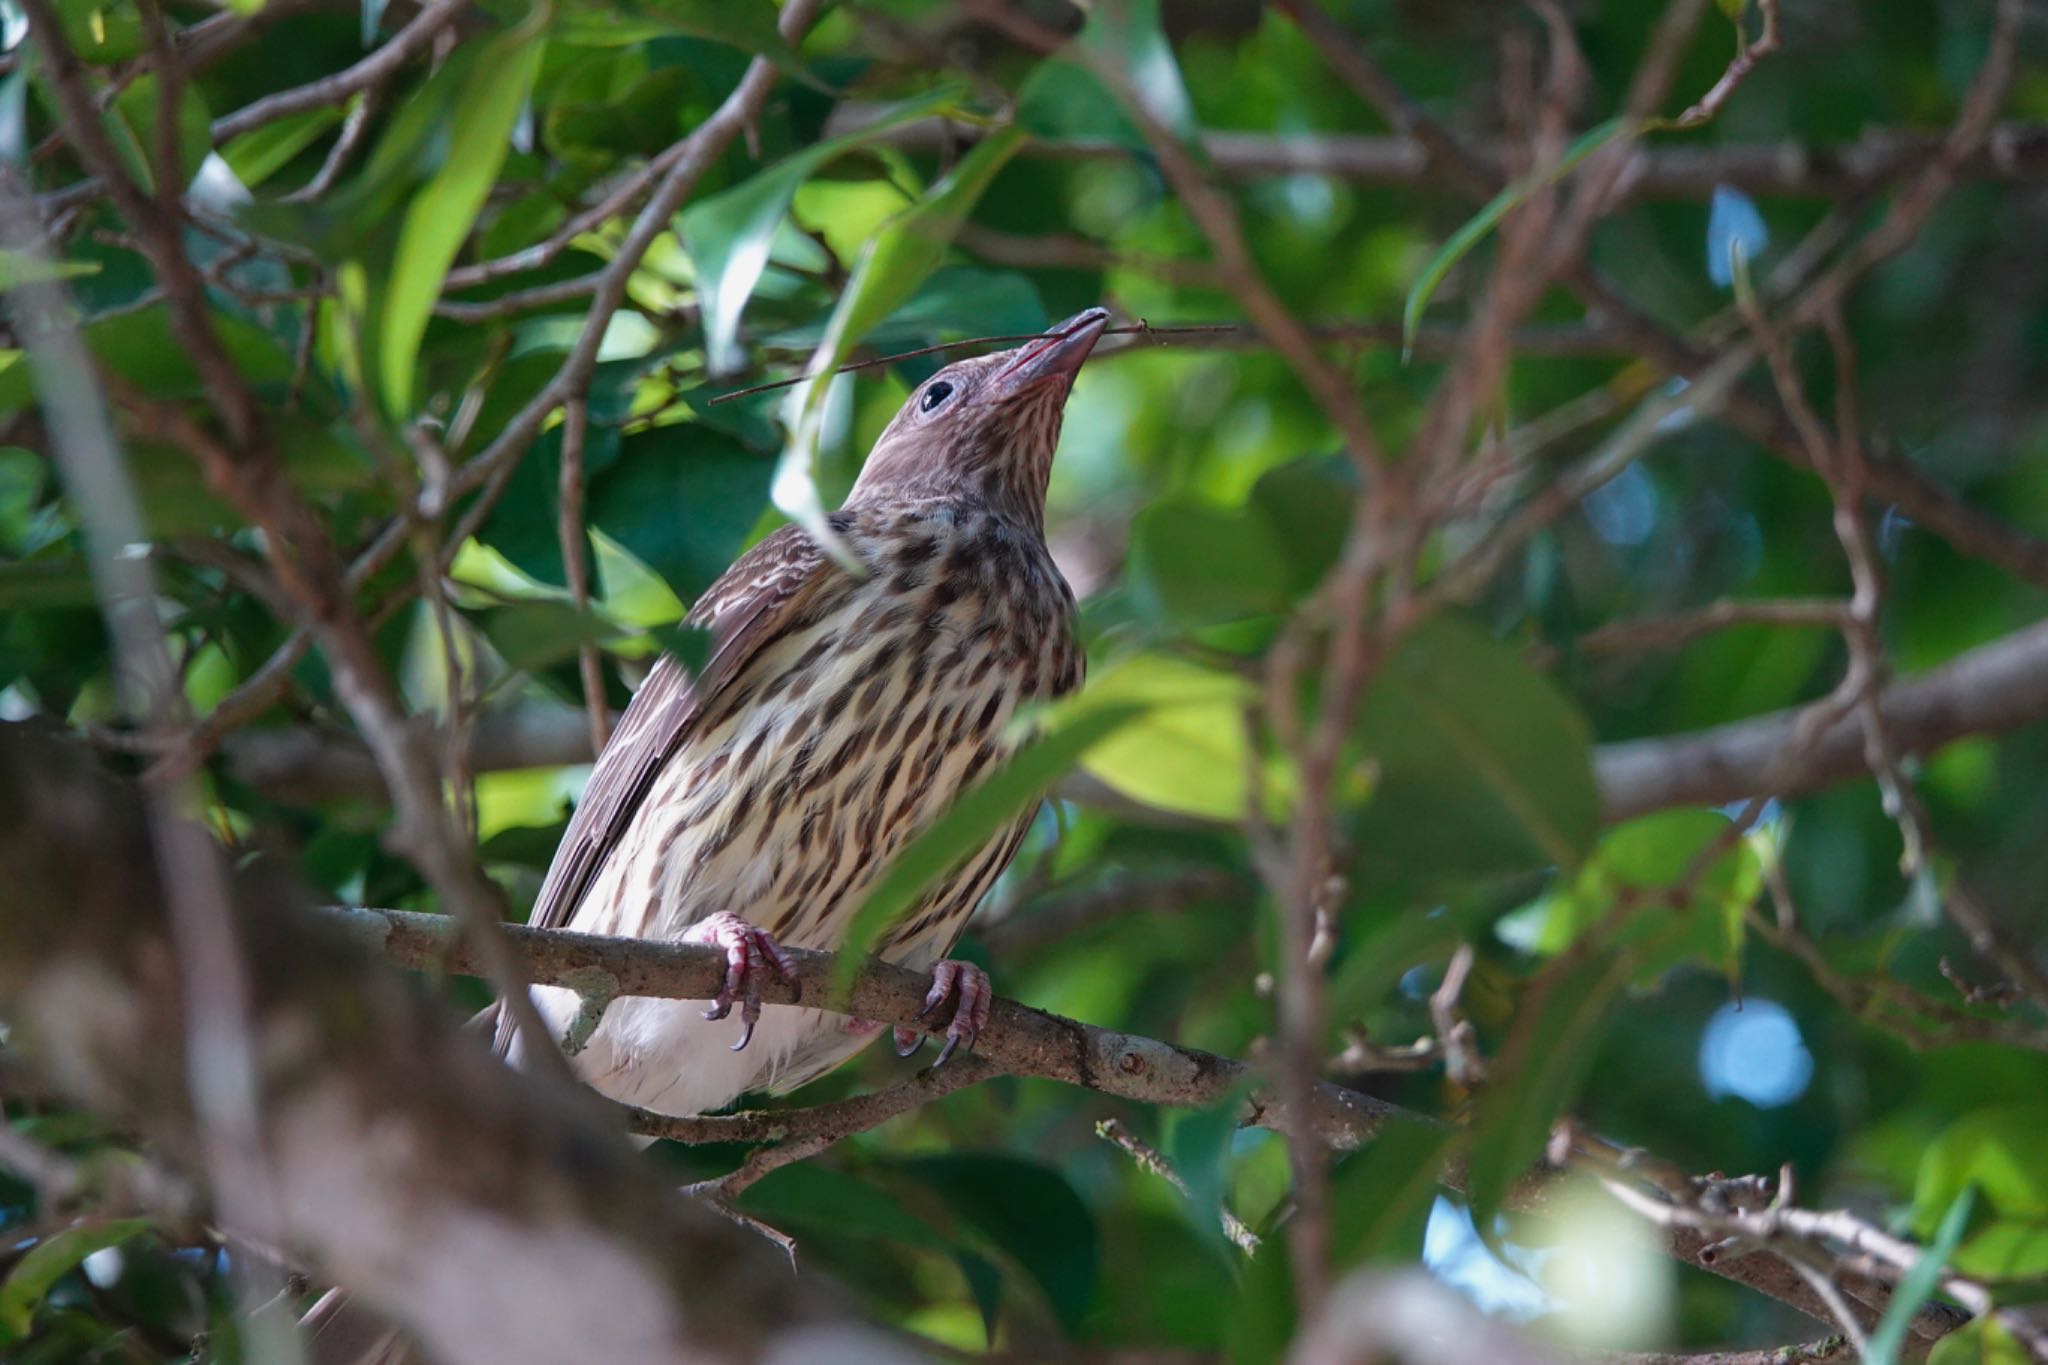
[
  {"left": 684, "top": 912, "right": 799, "bottom": 1052},
  {"left": 896, "top": 959, "right": 991, "bottom": 1068}
]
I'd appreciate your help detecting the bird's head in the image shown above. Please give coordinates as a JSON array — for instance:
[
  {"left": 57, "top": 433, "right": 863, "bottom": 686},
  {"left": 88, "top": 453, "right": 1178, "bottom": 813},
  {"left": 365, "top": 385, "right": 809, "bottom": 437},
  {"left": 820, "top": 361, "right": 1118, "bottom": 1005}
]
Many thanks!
[{"left": 849, "top": 307, "right": 1110, "bottom": 525}]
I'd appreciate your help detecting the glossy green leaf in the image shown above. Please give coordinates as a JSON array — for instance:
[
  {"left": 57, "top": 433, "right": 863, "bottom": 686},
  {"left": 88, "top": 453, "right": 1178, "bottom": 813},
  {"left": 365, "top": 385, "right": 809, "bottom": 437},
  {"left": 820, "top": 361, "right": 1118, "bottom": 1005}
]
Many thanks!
[
  {"left": 1917, "top": 1105, "right": 2048, "bottom": 1229},
  {"left": 832, "top": 698, "right": 1145, "bottom": 997},
  {"left": 1870, "top": 1187, "right": 1976, "bottom": 1365},
  {"left": 379, "top": 28, "right": 545, "bottom": 415},
  {"left": 1916, "top": 1104, "right": 2048, "bottom": 1277},
  {"left": 680, "top": 85, "right": 965, "bottom": 375},
  {"left": 776, "top": 128, "right": 1024, "bottom": 565},
  {"left": 0, "top": 1218, "right": 150, "bottom": 1343},
  {"left": 1088, "top": 0, "right": 1199, "bottom": 145},
  {"left": 1078, "top": 654, "right": 1256, "bottom": 822},
  {"left": 1353, "top": 616, "right": 1600, "bottom": 887},
  {"left": 481, "top": 601, "right": 621, "bottom": 672},
  {"left": 898, "top": 1153, "right": 1099, "bottom": 1334},
  {"left": 1504, "top": 810, "right": 1757, "bottom": 986},
  {"left": 221, "top": 105, "right": 343, "bottom": 189},
  {"left": 1402, "top": 117, "right": 1631, "bottom": 356}
]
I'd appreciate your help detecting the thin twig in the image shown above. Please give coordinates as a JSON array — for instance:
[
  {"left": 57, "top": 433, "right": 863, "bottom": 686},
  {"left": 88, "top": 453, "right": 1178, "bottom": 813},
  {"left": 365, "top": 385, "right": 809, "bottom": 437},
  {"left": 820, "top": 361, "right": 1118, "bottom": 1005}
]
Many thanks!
[{"left": 1096, "top": 1118, "right": 1261, "bottom": 1255}]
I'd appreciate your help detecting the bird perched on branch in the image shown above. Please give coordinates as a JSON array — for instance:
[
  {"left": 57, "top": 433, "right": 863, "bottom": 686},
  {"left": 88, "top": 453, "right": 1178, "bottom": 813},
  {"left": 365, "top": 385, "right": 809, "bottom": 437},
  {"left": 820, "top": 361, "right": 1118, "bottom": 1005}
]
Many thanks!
[{"left": 501, "top": 308, "right": 1109, "bottom": 1116}]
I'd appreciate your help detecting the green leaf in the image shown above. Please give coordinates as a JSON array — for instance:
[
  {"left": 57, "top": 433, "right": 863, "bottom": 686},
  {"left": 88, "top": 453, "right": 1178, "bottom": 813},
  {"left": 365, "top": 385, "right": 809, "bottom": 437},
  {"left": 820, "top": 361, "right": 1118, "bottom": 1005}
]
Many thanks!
[
  {"left": 221, "top": 105, "right": 343, "bottom": 189},
  {"left": 1164, "top": 1084, "right": 1258, "bottom": 1262},
  {"left": 0, "top": 1218, "right": 151, "bottom": 1344},
  {"left": 776, "top": 127, "right": 1024, "bottom": 565},
  {"left": 1085, "top": 0, "right": 1199, "bottom": 146},
  {"left": 679, "top": 85, "right": 966, "bottom": 375},
  {"left": 1870, "top": 1188, "right": 1976, "bottom": 1365},
  {"left": 1918, "top": 1105, "right": 2048, "bottom": 1229},
  {"left": 0, "top": 252, "right": 99, "bottom": 288},
  {"left": 106, "top": 75, "right": 212, "bottom": 194},
  {"left": 481, "top": 601, "right": 621, "bottom": 672},
  {"left": 549, "top": 0, "right": 796, "bottom": 61},
  {"left": 1326, "top": 895, "right": 1510, "bottom": 1023},
  {"left": 831, "top": 697, "right": 1146, "bottom": 998},
  {"left": 739, "top": 1162, "right": 954, "bottom": 1255},
  {"left": 1078, "top": 654, "right": 1256, "bottom": 822},
  {"left": 588, "top": 425, "right": 774, "bottom": 605},
  {"left": 51, "top": 0, "right": 144, "bottom": 62},
  {"left": 1330, "top": 1119, "right": 1462, "bottom": 1266},
  {"left": 1505, "top": 810, "right": 1757, "bottom": 986},
  {"left": 1930, "top": 1318, "right": 2031, "bottom": 1365},
  {"left": 0, "top": 559, "right": 98, "bottom": 609},
  {"left": 1464, "top": 951, "right": 1630, "bottom": 1221},
  {"left": 898, "top": 1153, "right": 1099, "bottom": 1334},
  {"left": 1402, "top": 117, "right": 1632, "bottom": 356},
  {"left": 1128, "top": 498, "right": 1291, "bottom": 626},
  {"left": 1916, "top": 1104, "right": 2048, "bottom": 1277},
  {"left": 1226, "top": 1233, "right": 1295, "bottom": 1365},
  {"left": 1353, "top": 616, "right": 1600, "bottom": 887},
  {"left": 1247, "top": 456, "right": 1356, "bottom": 594},
  {"left": 379, "top": 27, "right": 545, "bottom": 415}
]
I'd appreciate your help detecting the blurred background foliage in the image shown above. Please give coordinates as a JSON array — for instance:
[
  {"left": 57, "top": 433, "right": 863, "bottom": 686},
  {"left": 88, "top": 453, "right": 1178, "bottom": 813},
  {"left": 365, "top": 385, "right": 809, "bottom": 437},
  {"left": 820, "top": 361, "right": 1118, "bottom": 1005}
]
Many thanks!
[{"left": 4, "top": 0, "right": 2048, "bottom": 1359}]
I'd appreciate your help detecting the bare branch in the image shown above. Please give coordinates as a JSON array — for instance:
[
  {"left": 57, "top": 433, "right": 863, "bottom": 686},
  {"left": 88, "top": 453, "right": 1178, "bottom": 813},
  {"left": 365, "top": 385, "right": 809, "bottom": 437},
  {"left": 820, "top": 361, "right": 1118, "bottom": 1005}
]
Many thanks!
[{"left": 833, "top": 112, "right": 2048, "bottom": 202}]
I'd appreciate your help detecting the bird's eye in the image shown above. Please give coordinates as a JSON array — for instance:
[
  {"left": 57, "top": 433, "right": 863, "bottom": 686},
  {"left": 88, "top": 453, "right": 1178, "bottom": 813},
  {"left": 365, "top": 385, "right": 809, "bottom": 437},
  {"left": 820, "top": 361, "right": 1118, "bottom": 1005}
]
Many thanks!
[{"left": 919, "top": 380, "right": 954, "bottom": 413}]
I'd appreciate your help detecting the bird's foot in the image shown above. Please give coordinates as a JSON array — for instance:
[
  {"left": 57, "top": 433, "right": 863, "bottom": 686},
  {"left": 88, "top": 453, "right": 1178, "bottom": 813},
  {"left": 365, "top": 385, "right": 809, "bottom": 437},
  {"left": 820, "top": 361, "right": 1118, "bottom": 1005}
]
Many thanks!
[
  {"left": 893, "top": 959, "right": 991, "bottom": 1068},
  {"left": 684, "top": 912, "right": 799, "bottom": 1052}
]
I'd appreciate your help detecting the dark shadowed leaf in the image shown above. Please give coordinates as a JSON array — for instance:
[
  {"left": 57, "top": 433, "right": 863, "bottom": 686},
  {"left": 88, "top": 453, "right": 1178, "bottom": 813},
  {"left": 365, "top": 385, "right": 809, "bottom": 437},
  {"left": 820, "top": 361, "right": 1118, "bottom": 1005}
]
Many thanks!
[
  {"left": 1331, "top": 1119, "right": 1462, "bottom": 1266},
  {"left": 1129, "top": 498, "right": 1291, "bottom": 626},
  {"left": 898, "top": 1153, "right": 1099, "bottom": 1334},
  {"left": 588, "top": 426, "right": 775, "bottom": 606},
  {"left": 1464, "top": 951, "right": 1631, "bottom": 1222},
  {"left": 1352, "top": 616, "right": 1599, "bottom": 887}
]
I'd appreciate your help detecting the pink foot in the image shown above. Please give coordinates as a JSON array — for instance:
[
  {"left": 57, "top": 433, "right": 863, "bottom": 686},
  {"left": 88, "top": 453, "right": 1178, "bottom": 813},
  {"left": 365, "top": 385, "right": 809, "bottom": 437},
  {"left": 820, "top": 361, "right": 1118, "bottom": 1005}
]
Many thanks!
[
  {"left": 894, "top": 960, "right": 992, "bottom": 1069},
  {"left": 684, "top": 912, "right": 799, "bottom": 1052}
]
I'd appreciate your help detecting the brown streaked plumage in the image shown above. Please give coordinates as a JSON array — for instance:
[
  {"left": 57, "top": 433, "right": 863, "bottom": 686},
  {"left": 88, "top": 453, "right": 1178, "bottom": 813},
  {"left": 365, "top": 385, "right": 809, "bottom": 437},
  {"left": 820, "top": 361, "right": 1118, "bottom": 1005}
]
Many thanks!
[{"left": 501, "top": 308, "right": 1109, "bottom": 1117}]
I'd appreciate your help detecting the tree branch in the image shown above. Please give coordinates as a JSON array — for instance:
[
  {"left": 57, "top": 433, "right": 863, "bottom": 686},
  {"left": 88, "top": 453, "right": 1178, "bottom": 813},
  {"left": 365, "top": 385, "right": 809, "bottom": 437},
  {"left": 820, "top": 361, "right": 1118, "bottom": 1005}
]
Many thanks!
[
  {"left": 337, "top": 903, "right": 1958, "bottom": 1340},
  {"left": 0, "top": 723, "right": 901, "bottom": 1365},
  {"left": 214, "top": 615, "right": 2048, "bottom": 825},
  {"left": 830, "top": 111, "right": 2048, "bottom": 201}
]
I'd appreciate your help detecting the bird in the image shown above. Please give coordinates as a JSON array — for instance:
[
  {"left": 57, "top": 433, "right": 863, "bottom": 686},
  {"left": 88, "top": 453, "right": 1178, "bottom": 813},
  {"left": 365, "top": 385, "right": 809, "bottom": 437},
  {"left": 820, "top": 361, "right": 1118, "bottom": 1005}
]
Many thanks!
[{"left": 499, "top": 307, "right": 1110, "bottom": 1118}]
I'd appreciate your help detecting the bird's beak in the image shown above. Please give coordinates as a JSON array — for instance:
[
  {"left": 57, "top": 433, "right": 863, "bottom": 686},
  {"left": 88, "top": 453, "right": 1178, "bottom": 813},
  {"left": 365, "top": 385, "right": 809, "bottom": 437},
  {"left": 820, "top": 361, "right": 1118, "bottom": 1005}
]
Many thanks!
[{"left": 992, "top": 307, "right": 1111, "bottom": 397}]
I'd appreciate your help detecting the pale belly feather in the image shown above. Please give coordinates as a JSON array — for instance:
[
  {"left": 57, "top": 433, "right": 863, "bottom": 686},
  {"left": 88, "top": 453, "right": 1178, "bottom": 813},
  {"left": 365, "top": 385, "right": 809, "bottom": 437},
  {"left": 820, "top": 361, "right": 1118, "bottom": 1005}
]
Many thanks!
[{"left": 523, "top": 505, "right": 1079, "bottom": 1116}]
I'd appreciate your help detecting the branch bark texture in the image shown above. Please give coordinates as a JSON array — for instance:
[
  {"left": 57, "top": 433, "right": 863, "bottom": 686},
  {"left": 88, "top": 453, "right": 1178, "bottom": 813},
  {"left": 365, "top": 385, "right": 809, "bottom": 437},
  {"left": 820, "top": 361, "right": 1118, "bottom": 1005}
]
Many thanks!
[{"left": 0, "top": 723, "right": 897, "bottom": 1365}]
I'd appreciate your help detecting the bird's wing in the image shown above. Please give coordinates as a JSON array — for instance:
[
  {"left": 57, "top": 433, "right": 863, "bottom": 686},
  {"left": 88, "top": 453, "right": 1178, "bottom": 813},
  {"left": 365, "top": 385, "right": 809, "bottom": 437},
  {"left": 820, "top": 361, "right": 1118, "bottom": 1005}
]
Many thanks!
[{"left": 523, "top": 524, "right": 830, "bottom": 936}]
